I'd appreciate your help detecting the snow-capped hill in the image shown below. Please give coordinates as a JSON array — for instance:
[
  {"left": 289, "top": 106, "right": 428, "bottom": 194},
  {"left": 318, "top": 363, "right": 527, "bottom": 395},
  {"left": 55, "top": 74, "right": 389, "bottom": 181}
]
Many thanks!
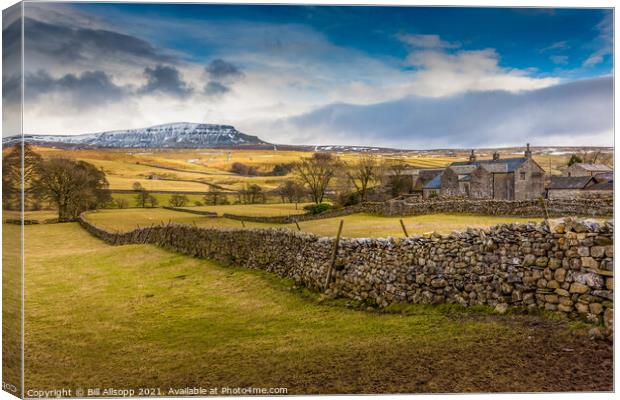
[{"left": 4, "top": 122, "right": 269, "bottom": 148}]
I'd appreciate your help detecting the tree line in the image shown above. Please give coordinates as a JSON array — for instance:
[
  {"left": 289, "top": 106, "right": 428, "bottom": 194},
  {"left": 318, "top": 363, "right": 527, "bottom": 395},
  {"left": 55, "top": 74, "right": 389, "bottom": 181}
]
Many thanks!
[
  {"left": 3, "top": 144, "right": 111, "bottom": 221},
  {"left": 2, "top": 144, "right": 415, "bottom": 219}
]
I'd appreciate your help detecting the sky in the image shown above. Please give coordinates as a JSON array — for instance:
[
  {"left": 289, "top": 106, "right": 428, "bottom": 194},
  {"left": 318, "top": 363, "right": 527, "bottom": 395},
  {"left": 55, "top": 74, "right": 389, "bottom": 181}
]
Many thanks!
[{"left": 2, "top": 3, "right": 614, "bottom": 148}]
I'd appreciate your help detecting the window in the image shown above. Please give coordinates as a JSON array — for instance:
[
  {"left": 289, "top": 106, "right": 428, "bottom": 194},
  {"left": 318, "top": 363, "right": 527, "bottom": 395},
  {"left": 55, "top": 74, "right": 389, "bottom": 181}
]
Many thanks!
[{"left": 520, "top": 172, "right": 526, "bottom": 180}]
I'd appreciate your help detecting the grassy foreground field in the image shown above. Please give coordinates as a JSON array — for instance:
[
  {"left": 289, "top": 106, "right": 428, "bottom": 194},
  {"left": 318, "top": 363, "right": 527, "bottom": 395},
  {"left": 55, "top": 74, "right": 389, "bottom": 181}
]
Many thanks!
[
  {"left": 22, "top": 222, "right": 612, "bottom": 393},
  {"left": 180, "top": 203, "right": 311, "bottom": 216},
  {"left": 84, "top": 208, "right": 543, "bottom": 238}
]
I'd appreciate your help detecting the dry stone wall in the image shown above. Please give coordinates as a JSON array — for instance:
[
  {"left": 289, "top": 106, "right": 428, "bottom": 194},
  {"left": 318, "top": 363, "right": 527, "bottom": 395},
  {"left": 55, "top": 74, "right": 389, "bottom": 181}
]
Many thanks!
[
  {"left": 79, "top": 214, "right": 614, "bottom": 338},
  {"left": 363, "top": 198, "right": 612, "bottom": 218},
  {"left": 215, "top": 198, "right": 611, "bottom": 225}
]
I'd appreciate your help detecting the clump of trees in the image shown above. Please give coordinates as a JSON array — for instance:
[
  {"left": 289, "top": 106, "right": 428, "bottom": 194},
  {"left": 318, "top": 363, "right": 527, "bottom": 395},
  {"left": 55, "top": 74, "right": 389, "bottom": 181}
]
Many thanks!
[
  {"left": 231, "top": 161, "right": 294, "bottom": 177},
  {"left": 275, "top": 180, "right": 305, "bottom": 206},
  {"left": 32, "top": 157, "right": 111, "bottom": 221},
  {"left": 230, "top": 162, "right": 259, "bottom": 176},
  {"left": 568, "top": 151, "right": 612, "bottom": 167},
  {"left": 132, "top": 182, "right": 158, "bottom": 208},
  {"left": 3, "top": 143, "right": 115, "bottom": 220},
  {"left": 115, "top": 198, "right": 129, "bottom": 209},
  {"left": 203, "top": 189, "right": 230, "bottom": 205},
  {"left": 169, "top": 194, "right": 189, "bottom": 207},
  {"left": 239, "top": 184, "right": 265, "bottom": 204},
  {"left": 271, "top": 163, "right": 295, "bottom": 176}
]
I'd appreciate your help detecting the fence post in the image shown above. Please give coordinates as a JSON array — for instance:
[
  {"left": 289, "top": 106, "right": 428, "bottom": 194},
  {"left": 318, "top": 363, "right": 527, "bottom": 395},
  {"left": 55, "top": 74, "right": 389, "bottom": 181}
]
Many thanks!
[
  {"left": 399, "top": 219, "right": 409, "bottom": 238},
  {"left": 295, "top": 221, "right": 301, "bottom": 231},
  {"left": 241, "top": 219, "right": 246, "bottom": 228},
  {"left": 324, "top": 220, "right": 344, "bottom": 291},
  {"left": 539, "top": 197, "right": 550, "bottom": 224}
]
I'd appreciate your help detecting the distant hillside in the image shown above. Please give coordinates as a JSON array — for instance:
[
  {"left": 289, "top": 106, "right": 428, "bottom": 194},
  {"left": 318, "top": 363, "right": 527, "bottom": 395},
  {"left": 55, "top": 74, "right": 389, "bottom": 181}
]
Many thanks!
[{"left": 3, "top": 122, "right": 270, "bottom": 149}]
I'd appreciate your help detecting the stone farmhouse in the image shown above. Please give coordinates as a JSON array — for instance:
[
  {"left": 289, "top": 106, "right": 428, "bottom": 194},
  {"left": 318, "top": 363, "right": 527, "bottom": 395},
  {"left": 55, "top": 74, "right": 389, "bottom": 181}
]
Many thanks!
[
  {"left": 423, "top": 144, "right": 546, "bottom": 200},
  {"left": 564, "top": 163, "right": 612, "bottom": 177},
  {"left": 548, "top": 173, "right": 613, "bottom": 199}
]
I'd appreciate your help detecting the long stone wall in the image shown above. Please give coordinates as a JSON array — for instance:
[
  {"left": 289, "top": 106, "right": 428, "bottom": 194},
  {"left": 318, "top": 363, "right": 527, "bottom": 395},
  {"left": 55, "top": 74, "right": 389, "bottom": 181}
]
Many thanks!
[
  {"left": 162, "top": 206, "right": 217, "bottom": 216},
  {"left": 211, "top": 198, "right": 612, "bottom": 224},
  {"left": 79, "top": 213, "right": 614, "bottom": 338},
  {"left": 365, "top": 198, "right": 613, "bottom": 218}
]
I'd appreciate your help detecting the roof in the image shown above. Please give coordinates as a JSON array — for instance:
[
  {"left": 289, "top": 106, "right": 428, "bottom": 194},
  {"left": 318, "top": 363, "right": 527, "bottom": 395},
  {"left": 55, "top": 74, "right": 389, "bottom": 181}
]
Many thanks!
[
  {"left": 587, "top": 181, "right": 613, "bottom": 191},
  {"left": 593, "top": 172, "right": 613, "bottom": 183},
  {"left": 424, "top": 172, "right": 443, "bottom": 189},
  {"left": 450, "top": 157, "right": 529, "bottom": 173},
  {"left": 449, "top": 165, "right": 478, "bottom": 175},
  {"left": 548, "top": 176, "right": 592, "bottom": 190},
  {"left": 572, "top": 163, "right": 612, "bottom": 172}
]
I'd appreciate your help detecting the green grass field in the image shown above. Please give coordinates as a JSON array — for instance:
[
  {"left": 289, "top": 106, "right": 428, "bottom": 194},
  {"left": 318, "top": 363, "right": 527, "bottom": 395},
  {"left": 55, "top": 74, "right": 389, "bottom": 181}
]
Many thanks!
[
  {"left": 181, "top": 203, "right": 311, "bottom": 217},
  {"left": 84, "top": 208, "right": 543, "bottom": 238},
  {"left": 21, "top": 222, "right": 612, "bottom": 393},
  {"left": 3, "top": 224, "right": 22, "bottom": 396}
]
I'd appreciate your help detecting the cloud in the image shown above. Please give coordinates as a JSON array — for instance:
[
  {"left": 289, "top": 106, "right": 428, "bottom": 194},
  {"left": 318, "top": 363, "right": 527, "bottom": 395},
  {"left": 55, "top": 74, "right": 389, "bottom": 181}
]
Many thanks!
[
  {"left": 550, "top": 55, "right": 569, "bottom": 65},
  {"left": 24, "top": 70, "right": 128, "bottom": 109},
  {"left": 404, "top": 47, "right": 559, "bottom": 97},
  {"left": 22, "top": 17, "right": 177, "bottom": 72},
  {"left": 202, "top": 59, "right": 244, "bottom": 97},
  {"left": 261, "top": 77, "right": 612, "bottom": 148},
  {"left": 206, "top": 59, "right": 244, "bottom": 80},
  {"left": 583, "top": 14, "right": 612, "bottom": 67},
  {"left": 203, "top": 81, "right": 230, "bottom": 97},
  {"left": 397, "top": 33, "right": 459, "bottom": 49},
  {"left": 139, "top": 65, "right": 193, "bottom": 97},
  {"left": 540, "top": 41, "right": 569, "bottom": 53}
]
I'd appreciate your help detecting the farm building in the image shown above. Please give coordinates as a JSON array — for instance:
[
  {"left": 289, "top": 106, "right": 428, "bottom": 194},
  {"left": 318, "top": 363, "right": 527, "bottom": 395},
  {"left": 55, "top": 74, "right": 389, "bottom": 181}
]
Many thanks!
[
  {"left": 564, "top": 163, "right": 612, "bottom": 177},
  {"left": 547, "top": 173, "right": 613, "bottom": 199},
  {"left": 422, "top": 173, "right": 442, "bottom": 198},
  {"left": 388, "top": 167, "right": 443, "bottom": 195},
  {"left": 423, "top": 144, "right": 546, "bottom": 200}
]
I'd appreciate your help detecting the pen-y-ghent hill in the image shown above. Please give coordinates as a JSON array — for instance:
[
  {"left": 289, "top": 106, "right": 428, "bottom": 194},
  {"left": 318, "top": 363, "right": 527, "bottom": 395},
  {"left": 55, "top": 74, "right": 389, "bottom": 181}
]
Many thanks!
[{"left": 4, "top": 122, "right": 270, "bottom": 149}]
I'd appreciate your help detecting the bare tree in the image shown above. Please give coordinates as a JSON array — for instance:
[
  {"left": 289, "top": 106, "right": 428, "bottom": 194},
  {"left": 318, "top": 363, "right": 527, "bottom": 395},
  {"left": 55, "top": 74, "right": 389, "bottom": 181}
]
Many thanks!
[
  {"left": 169, "top": 194, "right": 189, "bottom": 207},
  {"left": 203, "top": 188, "right": 220, "bottom": 205},
  {"left": 32, "top": 158, "right": 111, "bottom": 221},
  {"left": 2, "top": 143, "right": 42, "bottom": 210},
  {"left": 383, "top": 160, "right": 412, "bottom": 197},
  {"left": 275, "top": 180, "right": 306, "bottom": 207},
  {"left": 294, "top": 153, "right": 339, "bottom": 204},
  {"left": 345, "top": 154, "right": 378, "bottom": 202},
  {"left": 145, "top": 194, "right": 159, "bottom": 208},
  {"left": 115, "top": 198, "right": 129, "bottom": 209},
  {"left": 241, "top": 184, "right": 265, "bottom": 204},
  {"left": 577, "top": 150, "right": 613, "bottom": 166},
  {"left": 133, "top": 182, "right": 149, "bottom": 208}
]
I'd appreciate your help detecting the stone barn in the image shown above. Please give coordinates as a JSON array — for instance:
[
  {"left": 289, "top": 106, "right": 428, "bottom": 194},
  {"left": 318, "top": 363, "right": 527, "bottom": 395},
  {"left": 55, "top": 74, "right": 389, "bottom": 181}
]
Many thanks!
[
  {"left": 426, "top": 144, "right": 546, "bottom": 200},
  {"left": 564, "top": 163, "right": 612, "bottom": 177},
  {"left": 548, "top": 173, "right": 613, "bottom": 199}
]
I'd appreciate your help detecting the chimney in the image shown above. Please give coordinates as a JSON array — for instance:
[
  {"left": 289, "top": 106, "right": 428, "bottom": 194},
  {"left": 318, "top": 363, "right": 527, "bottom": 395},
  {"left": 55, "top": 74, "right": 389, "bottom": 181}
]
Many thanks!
[
  {"left": 524, "top": 143, "right": 532, "bottom": 159},
  {"left": 492, "top": 151, "right": 500, "bottom": 160},
  {"left": 469, "top": 149, "right": 476, "bottom": 162}
]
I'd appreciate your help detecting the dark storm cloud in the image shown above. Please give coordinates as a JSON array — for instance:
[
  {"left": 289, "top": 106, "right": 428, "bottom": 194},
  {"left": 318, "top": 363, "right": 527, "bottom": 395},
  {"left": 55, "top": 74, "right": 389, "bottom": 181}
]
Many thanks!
[
  {"left": 285, "top": 77, "right": 613, "bottom": 148},
  {"left": 205, "top": 59, "right": 244, "bottom": 80},
  {"left": 203, "top": 81, "right": 230, "bottom": 96},
  {"left": 23, "top": 17, "right": 176, "bottom": 64},
  {"left": 139, "top": 65, "right": 193, "bottom": 97},
  {"left": 203, "top": 59, "right": 244, "bottom": 97},
  {"left": 24, "top": 70, "right": 128, "bottom": 109},
  {"left": 2, "top": 74, "right": 21, "bottom": 107}
]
